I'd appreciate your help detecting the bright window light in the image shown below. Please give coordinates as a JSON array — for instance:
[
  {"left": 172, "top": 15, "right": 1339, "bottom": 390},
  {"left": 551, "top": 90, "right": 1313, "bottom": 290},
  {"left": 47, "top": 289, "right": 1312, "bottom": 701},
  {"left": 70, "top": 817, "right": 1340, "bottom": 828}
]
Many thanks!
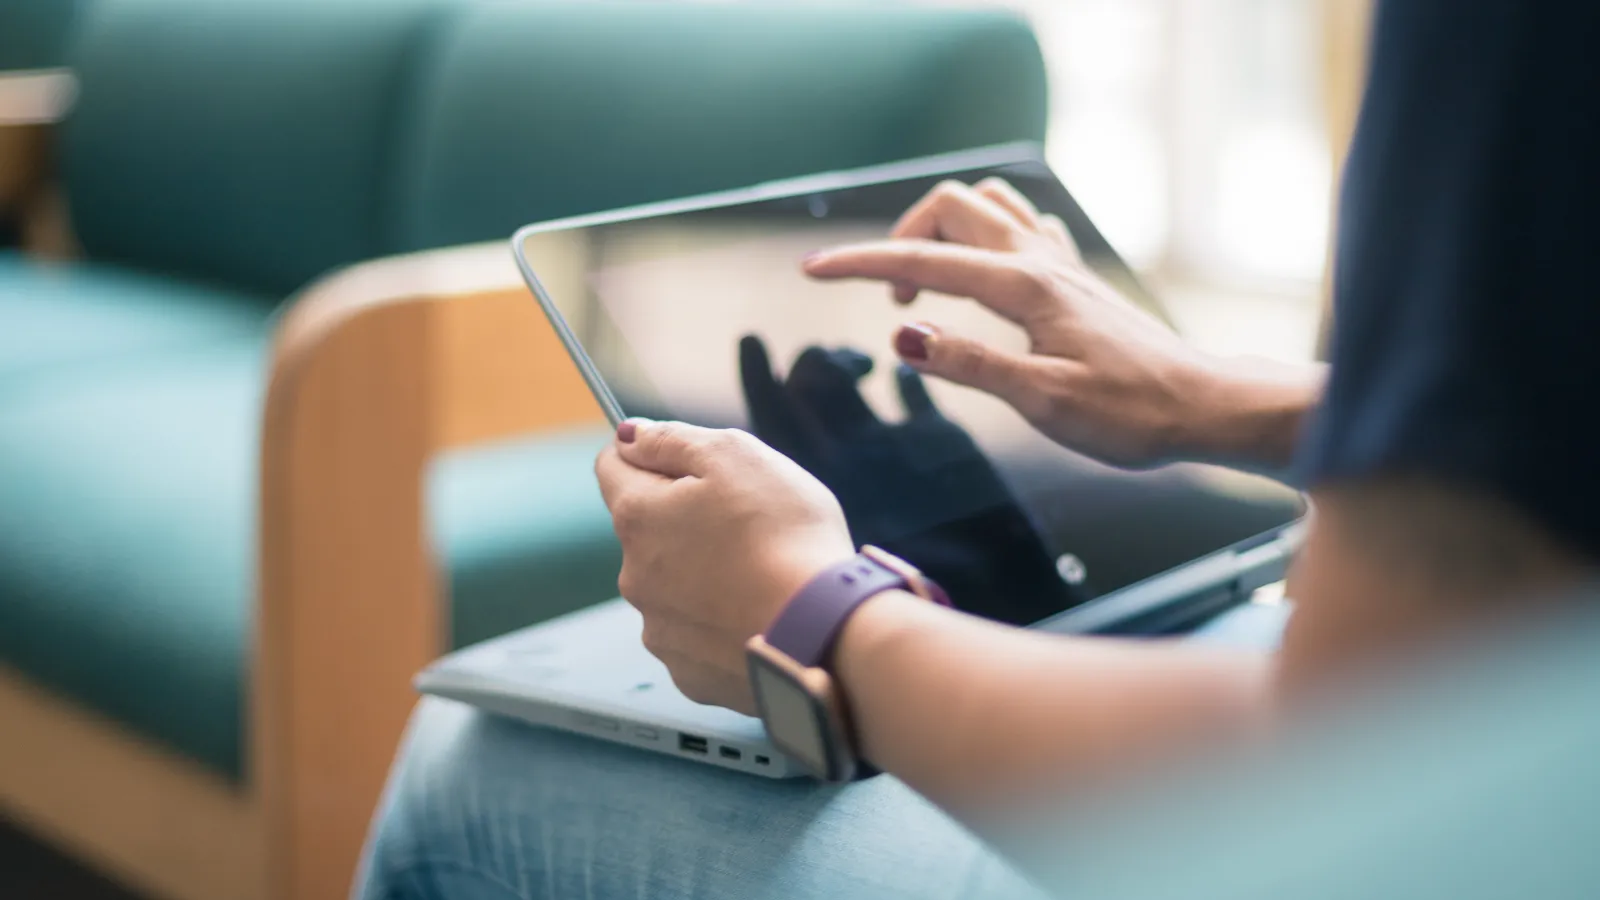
[{"left": 1213, "top": 122, "right": 1331, "bottom": 280}]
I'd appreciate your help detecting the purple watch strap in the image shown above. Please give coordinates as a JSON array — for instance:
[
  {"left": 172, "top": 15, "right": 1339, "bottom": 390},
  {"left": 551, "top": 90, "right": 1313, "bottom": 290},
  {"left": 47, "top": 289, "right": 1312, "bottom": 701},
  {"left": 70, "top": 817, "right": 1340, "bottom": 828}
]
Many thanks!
[{"left": 764, "top": 555, "right": 909, "bottom": 666}]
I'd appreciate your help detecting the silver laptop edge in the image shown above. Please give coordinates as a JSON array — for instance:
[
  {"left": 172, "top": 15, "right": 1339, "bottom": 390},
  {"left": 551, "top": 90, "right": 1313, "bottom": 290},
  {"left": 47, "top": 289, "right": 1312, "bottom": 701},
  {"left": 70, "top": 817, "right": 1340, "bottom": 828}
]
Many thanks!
[{"left": 417, "top": 626, "right": 810, "bottom": 780}]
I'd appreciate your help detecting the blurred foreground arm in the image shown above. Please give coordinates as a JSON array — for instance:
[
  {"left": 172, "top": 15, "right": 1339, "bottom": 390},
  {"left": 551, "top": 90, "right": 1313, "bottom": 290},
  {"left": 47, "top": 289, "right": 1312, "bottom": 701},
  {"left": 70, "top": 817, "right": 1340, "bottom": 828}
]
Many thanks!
[{"left": 836, "top": 590, "right": 1272, "bottom": 819}]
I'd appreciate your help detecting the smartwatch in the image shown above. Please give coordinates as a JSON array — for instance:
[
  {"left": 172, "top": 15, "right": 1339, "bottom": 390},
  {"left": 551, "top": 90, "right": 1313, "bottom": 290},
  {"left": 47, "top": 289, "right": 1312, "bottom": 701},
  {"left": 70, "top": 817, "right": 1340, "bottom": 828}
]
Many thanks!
[{"left": 745, "top": 546, "right": 949, "bottom": 782}]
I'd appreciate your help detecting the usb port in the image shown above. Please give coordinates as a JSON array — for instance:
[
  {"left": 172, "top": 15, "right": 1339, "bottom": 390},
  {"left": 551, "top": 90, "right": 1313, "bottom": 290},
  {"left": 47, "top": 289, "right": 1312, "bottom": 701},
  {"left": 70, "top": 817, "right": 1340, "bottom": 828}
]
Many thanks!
[
  {"left": 719, "top": 745, "right": 742, "bottom": 761},
  {"left": 754, "top": 755, "right": 771, "bottom": 766},
  {"left": 678, "top": 733, "right": 709, "bottom": 755}
]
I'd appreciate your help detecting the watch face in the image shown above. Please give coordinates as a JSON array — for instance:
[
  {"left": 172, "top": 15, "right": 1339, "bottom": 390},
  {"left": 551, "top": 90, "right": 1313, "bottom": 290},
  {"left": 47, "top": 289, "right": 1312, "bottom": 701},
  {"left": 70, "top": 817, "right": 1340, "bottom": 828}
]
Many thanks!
[{"left": 748, "top": 650, "right": 836, "bottom": 778}]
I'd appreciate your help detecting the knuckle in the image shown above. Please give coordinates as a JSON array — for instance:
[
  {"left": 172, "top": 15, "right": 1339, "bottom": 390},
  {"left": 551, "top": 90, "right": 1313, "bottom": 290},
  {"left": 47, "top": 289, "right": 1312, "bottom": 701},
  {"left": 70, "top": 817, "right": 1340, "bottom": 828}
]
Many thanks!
[
  {"left": 641, "top": 422, "right": 679, "bottom": 458},
  {"left": 671, "top": 670, "right": 719, "bottom": 708},
  {"left": 1018, "top": 260, "right": 1056, "bottom": 294},
  {"left": 944, "top": 341, "right": 989, "bottom": 382},
  {"left": 902, "top": 243, "right": 937, "bottom": 279},
  {"left": 638, "top": 617, "right": 669, "bottom": 657},
  {"left": 1036, "top": 367, "right": 1080, "bottom": 414},
  {"left": 993, "top": 367, "right": 1053, "bottom": 424},
  {"left": 709, "top": 427, "right": 751, "bottom": 457},
  {"left": 1010, "top": 262, "right": 1059, "bottom": 307},
  {"left": 671, "top": 674, "right": 708, "bottom": 706},
  {"left": 594, "top": 446, "right": 619, "bottom": 484},
  {"left": 617, "top": 567, "right": 641, "bottom": 601},
  {"left": 928, "top": 181, "right": 974, "bottom": 218},
  {"left": 610, "top": 493, "right": 646, "bottom": 536}
]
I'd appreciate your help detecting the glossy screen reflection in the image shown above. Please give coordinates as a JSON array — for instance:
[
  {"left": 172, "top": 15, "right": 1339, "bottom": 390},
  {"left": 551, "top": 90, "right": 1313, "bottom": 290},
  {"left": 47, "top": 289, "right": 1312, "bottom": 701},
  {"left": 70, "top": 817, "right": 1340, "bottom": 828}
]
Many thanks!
[{"left": 519, "top": 161, "right": 1303, "bottom": 627}]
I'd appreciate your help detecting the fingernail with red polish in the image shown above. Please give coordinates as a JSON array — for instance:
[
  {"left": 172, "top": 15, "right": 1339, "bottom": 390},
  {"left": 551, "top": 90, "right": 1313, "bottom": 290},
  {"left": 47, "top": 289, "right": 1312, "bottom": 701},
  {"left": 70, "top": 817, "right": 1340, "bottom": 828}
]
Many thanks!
[
  {"left": 616, "top": 420, "right": 638, "bottom": 443},
  {"left": 894, "top": 323, "right": 938, "bottom": 363}
]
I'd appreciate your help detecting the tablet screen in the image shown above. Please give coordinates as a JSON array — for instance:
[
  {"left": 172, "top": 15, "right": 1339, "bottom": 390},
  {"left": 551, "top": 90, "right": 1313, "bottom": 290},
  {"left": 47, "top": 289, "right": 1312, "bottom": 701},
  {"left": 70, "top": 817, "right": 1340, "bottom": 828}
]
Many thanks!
[{"left": 518, "top": 153, "right": 1304, "bottom": 627}]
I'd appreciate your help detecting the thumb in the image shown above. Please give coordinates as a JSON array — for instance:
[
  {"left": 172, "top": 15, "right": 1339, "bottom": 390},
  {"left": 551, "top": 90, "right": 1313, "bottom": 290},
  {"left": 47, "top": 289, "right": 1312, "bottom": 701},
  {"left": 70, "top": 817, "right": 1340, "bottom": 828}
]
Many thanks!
[
  {"left": 892, "top": 323, "right": 1047, "bottom": 419},
  {"left": 615, "top": 418, "right": 713, "bottom": 479}
]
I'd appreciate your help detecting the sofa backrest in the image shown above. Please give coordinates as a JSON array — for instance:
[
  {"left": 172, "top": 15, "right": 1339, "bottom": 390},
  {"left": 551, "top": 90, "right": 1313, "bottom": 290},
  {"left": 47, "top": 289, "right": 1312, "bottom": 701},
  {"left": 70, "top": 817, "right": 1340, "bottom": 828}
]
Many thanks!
[
  {"left": 386, "top": 0, "right": 1048, "bottom": 251},
  {"left": 58, "top": 0, "right": 1046, "bottom": 297},
  {"left": 61, "top": 0, "right": 450, "bottom": 297},
  {"left": 0, "top": 0, "right": 85, "bottom": 70}
]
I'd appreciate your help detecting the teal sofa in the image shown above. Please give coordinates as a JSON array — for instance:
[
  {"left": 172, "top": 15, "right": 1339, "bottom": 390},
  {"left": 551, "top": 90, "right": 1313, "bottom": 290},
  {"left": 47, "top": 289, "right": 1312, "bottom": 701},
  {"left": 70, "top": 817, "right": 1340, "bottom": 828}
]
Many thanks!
[
  {"left": 0, "top": 1, "right": 1048, "bottom": 898},
  {"left": 0, "top": 0, "right": 82, "bottom": 71}
]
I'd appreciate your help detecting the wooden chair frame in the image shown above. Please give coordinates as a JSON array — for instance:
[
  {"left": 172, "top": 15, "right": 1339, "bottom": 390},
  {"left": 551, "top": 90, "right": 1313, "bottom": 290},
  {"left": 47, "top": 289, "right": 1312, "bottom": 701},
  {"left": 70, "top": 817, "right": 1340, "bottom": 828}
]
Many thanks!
[
  {"left": 0, "top": 69, "right": 74, "bottom": 256},
  {"left": 257, "top": 242, "right": 604, "bottom": 899},
  {"left": 1, "top": 233, "right": 604, "bottom": 900}
]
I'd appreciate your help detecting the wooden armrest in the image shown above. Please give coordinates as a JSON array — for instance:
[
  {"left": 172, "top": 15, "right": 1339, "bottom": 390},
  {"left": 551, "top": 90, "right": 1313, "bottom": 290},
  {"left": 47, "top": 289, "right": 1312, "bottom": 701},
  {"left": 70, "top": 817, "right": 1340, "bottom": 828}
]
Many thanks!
[
  {"left": 256, "top": 241, "right": 604, "bottom": 900},
  {"left": 0, "top": 69, "right": 76, "bottom": 126},
  {"left": 0, "top": 70, "right": 77, "bottom": 256}
]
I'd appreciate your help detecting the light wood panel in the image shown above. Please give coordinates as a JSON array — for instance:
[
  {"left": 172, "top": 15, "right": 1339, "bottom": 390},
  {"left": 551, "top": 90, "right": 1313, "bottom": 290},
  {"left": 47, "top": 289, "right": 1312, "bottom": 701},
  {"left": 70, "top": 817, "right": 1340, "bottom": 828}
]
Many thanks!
[
  {"left": 0, "top": 666, "right": 263, "bottom": 900},
  {"left": 0, "top": 119, "right": 50, "bottom": 210},
  {"left": 257, "top": 241, "right": 604, "bottom": 900},
  {"left": 0, "top": 69, "right": 75, "bottom": 125},
  {"left": 1323, "top": 0, "right": 1373, "bottom": 168},
  {"left": 1316, "top": 0, "right": 1374, "bottom": 357},
  {"left": 0, "top": 69, "right": 78, "bottom": 258}
]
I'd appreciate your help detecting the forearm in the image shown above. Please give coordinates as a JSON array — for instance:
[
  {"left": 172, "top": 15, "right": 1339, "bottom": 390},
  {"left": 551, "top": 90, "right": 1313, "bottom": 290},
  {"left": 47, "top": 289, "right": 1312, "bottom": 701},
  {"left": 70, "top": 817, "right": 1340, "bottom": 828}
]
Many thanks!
[
  {"left": 1184, "top": 358, "right": 1327, "bottom": 477},
  {"left": 834, "top": 590, "right": 1275, "bottom": 822}
]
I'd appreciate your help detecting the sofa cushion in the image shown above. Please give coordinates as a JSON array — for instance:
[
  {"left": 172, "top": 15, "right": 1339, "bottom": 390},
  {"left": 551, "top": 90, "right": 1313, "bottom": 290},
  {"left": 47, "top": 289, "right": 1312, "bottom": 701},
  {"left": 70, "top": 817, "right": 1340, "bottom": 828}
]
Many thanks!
[
  {"left": 0, "top": 350, "right": 622, "bottom": 776},
  {"left": 390, "top": 0, "right": 1047, "bottom": 250},
  {"left": 429, "top": 428, "right": 623, "bottom": 649},
  {"left": 0, "top": 339, "right": 265, "bottom": 777},
  {"left": 0, "top": 0, "right": 85, "bottom": 70},
  {"left": 0, "top": 251, "right": 275, "bottom": 380},
  {"left": 61, "top": 0, "right": 453, "bottom": 295}
]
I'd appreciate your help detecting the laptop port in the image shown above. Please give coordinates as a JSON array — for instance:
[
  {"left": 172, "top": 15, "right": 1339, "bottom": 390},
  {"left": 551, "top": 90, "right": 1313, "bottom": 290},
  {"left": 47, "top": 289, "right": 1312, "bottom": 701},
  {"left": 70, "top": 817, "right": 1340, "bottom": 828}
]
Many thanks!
[
  {"left": 754, "top": 754, "right": 771, "bottom": 766},
  {"left": 719, "top": 746, "right": 742, "bottom": 761},
  {"left": 678, "top": 733, "right": 709, "bottom": 755}
]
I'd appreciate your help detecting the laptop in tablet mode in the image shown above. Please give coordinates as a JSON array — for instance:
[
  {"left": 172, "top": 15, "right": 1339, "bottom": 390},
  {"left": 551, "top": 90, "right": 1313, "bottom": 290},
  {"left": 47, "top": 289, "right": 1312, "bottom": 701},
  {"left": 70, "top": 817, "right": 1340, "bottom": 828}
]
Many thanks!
[{"left": 417, "top": 142, "right": 1306, "bottom": 778}]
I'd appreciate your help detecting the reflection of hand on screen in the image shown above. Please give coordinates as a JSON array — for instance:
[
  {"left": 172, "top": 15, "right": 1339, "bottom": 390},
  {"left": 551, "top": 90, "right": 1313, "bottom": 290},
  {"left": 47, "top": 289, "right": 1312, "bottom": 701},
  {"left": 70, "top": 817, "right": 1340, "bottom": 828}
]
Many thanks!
[{"left": 739, "top": 334, "right": 1089, "bottom": 625}]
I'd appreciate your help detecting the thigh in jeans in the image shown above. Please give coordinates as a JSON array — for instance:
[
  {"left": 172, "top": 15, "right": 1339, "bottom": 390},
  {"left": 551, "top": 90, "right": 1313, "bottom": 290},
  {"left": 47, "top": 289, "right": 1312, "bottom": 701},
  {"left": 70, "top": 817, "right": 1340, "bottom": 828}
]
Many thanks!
[
  {"left": 358, "top": 602, "right": 1288, "bottom": 900},
  {"left": 357, "top": 698, "right": 1048, "bottom": 900}
]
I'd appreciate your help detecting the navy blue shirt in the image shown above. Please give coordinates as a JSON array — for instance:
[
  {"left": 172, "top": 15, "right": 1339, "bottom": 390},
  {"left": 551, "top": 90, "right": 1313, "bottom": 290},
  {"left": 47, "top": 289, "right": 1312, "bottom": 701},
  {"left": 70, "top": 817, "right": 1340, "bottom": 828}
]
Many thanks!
[{"left": 1297, "top": 0, "right": 1600, "bottom": 559}]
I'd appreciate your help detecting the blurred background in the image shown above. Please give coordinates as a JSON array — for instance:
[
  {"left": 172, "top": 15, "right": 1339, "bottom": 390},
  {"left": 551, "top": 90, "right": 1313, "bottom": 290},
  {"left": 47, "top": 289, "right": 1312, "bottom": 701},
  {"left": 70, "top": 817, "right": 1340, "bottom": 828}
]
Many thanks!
[
  {"left": 0, "top": 0, "right": 1367, "bottom": 898},
  {"left": 1006, "top": 0, "right": 1333, "bottom": 359},
  {"left": 997, "top": 0, "right": 1332, "bottom": 281}
]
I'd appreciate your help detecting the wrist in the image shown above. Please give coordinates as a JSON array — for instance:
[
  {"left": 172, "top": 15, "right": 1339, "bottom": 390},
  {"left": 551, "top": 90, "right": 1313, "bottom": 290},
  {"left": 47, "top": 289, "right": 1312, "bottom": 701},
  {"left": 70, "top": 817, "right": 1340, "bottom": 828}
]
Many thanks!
[
  {"left": 832, "top": 588, "right": 926, "bottom": 670},
  {"left": 747, "top": 549, "right": 942, "bottom": 781},
  {"left": 761, "top": 544, "right": 857, "bottom": 630},
  {"left": 831, "top": 589, "right": 935, "bottom": 763},
  {"left": 1182, "top": 358, "right": 1326, "bottom": 472}
]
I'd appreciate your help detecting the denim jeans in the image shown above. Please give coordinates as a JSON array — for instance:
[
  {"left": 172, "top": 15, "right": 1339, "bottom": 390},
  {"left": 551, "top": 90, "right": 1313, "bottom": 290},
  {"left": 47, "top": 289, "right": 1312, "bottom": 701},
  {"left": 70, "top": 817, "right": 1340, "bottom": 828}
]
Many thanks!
[{"left": 354, "top": 602, "right": 1289, "bottom": 900}]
